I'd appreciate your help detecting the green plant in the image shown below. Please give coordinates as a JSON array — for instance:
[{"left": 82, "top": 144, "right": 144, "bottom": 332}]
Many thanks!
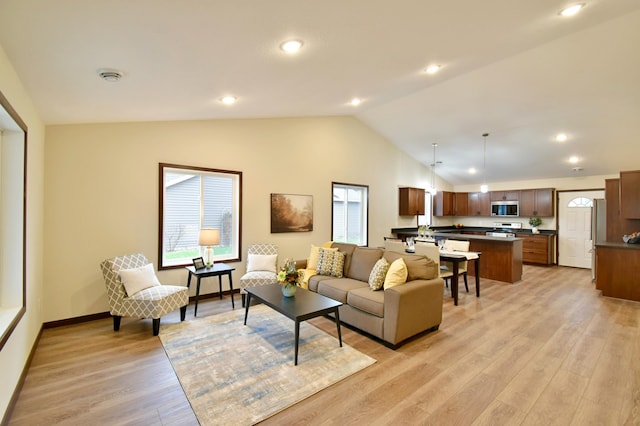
[{"left": 529, "top": 217, "right": 542, "bottom": 227}]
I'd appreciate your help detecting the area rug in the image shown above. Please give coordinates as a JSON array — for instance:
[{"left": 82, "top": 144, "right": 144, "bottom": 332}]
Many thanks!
[{"left": 159, "top": 304, "right": 376, "bottom": 425}]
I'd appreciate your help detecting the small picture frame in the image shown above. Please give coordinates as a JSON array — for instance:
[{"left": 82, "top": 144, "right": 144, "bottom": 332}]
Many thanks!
[{"left": 192, "top": 257, "right": 205, "bottom": 270}]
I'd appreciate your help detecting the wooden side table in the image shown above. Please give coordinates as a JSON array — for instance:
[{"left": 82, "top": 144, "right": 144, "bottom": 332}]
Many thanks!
[{"left": 185, "top": 263, "right": 235, "bottom": 316}]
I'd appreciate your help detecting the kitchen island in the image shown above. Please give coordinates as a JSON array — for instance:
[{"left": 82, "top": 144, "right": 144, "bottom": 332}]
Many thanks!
[
  {"left": 595, "top": 241, "right": 640, "bottom": 302},
  {"left": 392, "top": 228, "right": 523, "bottom": 283}
]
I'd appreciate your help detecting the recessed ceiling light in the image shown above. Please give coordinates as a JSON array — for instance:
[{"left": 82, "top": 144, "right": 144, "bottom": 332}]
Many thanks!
[
  {"left": 280, "top": 40, "right": 303, "bottom": 53},
  {"left": 425, "top": 64, "right": 441, "bottom": 75},
  {"left": 97, "top": 68, "right": 123, "bottom": 82},
  {"left": 350, "top": 98, "right": 362, "bottom": 106},
  {"left": 559, "top": 3, "right": 585, "bottom": 17},
  {"left": 468, "top": 167, "right": 477, "bottom": 175},
  {"left": 555, "top": 133, "right": 568, "bottom": 142},
  {"left": 569, "top": 156, "right": 580, "bottom": 164},
  {"left": 220, "top": 96, "right": 237, "bottom": 105}
]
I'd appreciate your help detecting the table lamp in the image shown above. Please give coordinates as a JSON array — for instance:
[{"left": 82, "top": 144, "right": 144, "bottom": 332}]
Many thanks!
[{"left": 199, "top": 228, "right": 220, "bottom": 267}]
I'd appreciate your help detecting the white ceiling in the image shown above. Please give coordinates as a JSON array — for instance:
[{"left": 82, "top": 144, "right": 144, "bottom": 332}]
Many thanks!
[{"left": 1, "top": 0, "right": 639, "bottom": 187}]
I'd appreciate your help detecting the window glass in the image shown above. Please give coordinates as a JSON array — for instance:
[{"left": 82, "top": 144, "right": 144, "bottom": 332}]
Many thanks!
[
  {"left": 332, "top": 182, "right": 368, "bottom": 246},
  {"left": 159, "top": 164, "right": 242, "bottom": 269},
  {"left": 568, "top": 197, "right": 593, "bottom": 208}
]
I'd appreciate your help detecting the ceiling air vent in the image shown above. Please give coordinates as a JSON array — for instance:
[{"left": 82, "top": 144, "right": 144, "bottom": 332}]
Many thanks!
[{"left": 97, "top": 69, "right": 123, "bottom": 82}]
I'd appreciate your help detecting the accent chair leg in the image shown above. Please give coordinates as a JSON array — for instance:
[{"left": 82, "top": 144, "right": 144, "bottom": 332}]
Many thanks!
[
  {"left": 180, "top": 305, "right": 187, "bottom": 321},
  {"left": 113, "top": 315, "right": 121, "bottom": 331},
  {"left": 153, "top": 318, "right": 160, "bottom": 336},
  {"left": 242, "top": 293, "right": 246, "bottom": 308}
]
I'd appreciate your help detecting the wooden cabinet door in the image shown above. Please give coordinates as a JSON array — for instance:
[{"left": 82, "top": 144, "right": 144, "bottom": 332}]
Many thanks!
[
  {"left": 490, "top": 191, "right": 520, "bottom": 202},
  {"left": 399, "top": 187, "right": 425, "bottom": 215},
  {"left": 433, "top": 191, "right": 454, "bottom": 216},
  {"left": 454, "top": 192, "right": 469, "bottom": 216},
  {"left": 620, "top": 170, "right": 640, "bottom": 218},
  {"left": 520, "top": 188, "right": 554, "bottom": 217},
  {"left": 468, "top": 192, "right": 490, "bottom": 216},
  {"left": 534, "top": 188, "right": 554, "bottom": 217}
]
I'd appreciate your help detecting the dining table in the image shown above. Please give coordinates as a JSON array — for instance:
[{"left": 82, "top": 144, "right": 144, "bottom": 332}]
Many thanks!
[{"left": 438, "top": 250, "right": 481, "bottom": 306}]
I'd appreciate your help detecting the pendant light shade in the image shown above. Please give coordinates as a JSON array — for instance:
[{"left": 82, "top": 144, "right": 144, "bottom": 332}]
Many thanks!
[{"left": 481, "top": 133, "right": 489, "bottom": 193}]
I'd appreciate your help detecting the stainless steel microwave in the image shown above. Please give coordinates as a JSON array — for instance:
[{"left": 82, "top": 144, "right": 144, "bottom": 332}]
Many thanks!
[{"left": 491, "top": 201, "right": 519, "bottom": 217}]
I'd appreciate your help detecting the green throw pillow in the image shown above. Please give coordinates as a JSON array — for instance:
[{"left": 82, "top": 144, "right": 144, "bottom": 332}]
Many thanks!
[
  {"left": 316, "top": 248, "right": 345, "bottom": 278},
  {"left": 368, "top": 257, "right": 390, "bottom": 291}
]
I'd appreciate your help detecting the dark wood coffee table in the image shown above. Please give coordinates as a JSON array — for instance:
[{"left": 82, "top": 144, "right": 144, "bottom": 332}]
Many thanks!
[{"left": 244, "top": 284, "right": 343, "bottom": 365}]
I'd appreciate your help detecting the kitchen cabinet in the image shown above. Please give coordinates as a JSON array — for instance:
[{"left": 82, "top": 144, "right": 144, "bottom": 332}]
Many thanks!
[
  {"left": 454, "top": 192, "right": 469, "bottom": 216},
  {"left": 399, "top": 187, "right": 425, "bottom": 216},
  {"left": 620, "top": 170, "right": 640, "bottom": 219},
  {"left": 490, "top": 191, "right": 520, "bottom": 202},
  {"left": 519, "top": 188, "right": 554, "bottom": 217},
  {"left": 433, "top": 191, "right": 454, "bottom": 216},
  {"left": 468, "top": 192, "right": 490, "bottom": 216},
  {"left": 516, "top": 233, "right": 553, "bottom": 265},
  {"left": 595, "top": 243, "right": 640, "bottom": 302},
  {"left": 605, "top": 177, "right": 640, "bottom": 242}
]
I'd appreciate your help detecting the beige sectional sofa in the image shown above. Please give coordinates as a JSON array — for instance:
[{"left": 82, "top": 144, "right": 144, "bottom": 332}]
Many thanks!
[{"left": 299, "top": 242, "right": 444, "bottom": 348}]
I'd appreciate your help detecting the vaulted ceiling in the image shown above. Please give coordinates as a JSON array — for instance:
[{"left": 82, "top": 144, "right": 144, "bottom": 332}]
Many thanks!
[{"left": 1, "top": 0, "right": 638, "bottom": 186}]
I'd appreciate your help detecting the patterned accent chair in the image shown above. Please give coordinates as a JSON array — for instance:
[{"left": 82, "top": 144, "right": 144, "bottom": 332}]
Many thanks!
[
  {"left": 239, "top": 244, "right": 278, "bottom": 307},
  {"left": 100, "top": 253, "right": 189, "bottom": 336}
]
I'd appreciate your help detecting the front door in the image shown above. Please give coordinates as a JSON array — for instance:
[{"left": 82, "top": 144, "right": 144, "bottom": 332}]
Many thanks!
[{"left": 558, "top": 190, "right": 604, "bottom": 268}]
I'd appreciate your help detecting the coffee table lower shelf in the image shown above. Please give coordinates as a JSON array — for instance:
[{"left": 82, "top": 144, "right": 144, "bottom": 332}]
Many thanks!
[{"left": 244, "top": 284, "right": 343, "bottom": 365}]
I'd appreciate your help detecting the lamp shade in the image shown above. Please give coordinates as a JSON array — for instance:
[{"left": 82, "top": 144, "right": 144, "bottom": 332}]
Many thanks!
[{"left": 199, "top": 228, "right": 220, "bottom": 246}]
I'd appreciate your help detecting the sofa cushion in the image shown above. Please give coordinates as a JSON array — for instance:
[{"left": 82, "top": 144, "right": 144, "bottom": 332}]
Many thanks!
[
  {"left": 348, "top": 247, "right": 384, "bottom": 282},
  {"left": 368, "top": 257, "right": 389, "bottom": 291},
  {"left": 316, "top": 248, "right": 345, "bottom": 277},
  {"left": 317, "top": 278, "right": 368, "bottom": 304},
  {"left": 383, "top": 251, "right": 439, "bottom": 281},
  {"left": 307, "top": 274, "right": 335, "bottom": 292},
  {"left": 384, "top": 258, "right": 408, "bottom": 289},
  {"left": 348, "top": 286, "right": 385, "bottom": 318},
  {"left": 330, "top": 242, "right": 357, "bottom": 277}
]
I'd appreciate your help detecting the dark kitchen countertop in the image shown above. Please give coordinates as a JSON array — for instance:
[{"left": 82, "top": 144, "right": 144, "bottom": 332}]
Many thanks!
[{"left": 391, "top": 226, "right": 556, "bottom": 236}]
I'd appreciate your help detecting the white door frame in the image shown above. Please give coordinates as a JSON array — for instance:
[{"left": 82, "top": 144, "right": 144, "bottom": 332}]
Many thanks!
[{"left": 556, "top": 189, "right": 604, "bottom": 268}]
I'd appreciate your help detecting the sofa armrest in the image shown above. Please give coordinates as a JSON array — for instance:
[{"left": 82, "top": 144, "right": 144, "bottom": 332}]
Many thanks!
[{"left": 383, "top": 278, "right": 444, "bottom": 345}]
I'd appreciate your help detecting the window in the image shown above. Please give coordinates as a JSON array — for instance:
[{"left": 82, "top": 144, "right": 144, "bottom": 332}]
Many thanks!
[
  {"left": 159, "top": 163, "right": 242, "bottom": 269},
  {"left": 568, "top": 197, "right": 593, "bottom": 208},
  {"left": 0, "top": 90, "right": 27, "bottom": 351},
  {"left": 419, "top": 192, "right": 432, "bottom": 226},
  {"left": 332, "top": 182, "right": 368, "bottom": 246}
]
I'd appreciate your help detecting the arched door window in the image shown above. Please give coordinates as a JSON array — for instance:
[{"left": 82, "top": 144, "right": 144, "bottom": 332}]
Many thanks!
[{"left": 567, "top": 197, "right": 593, "bottom": 208}]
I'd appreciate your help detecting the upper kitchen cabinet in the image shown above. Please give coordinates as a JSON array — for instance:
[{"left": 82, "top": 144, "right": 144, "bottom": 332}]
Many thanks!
[
  {"left": 433, "top": 191, "right": 455, "bottom": 216},
  {"left": 454, "top": 192, "right": 469, "bottom": 216},
  {"left": 620, "top": 170, "right": 640, "bottom": 219},
  {"left": 399, "top": 187, "right": 425, "bottom": 216},
  {"left": 468, "top": 192, "right": 491, "bottom": 216},
  {"left": 490, "top": 191, "right": 520, "bottom": 202},
  {"left": 520, "top": 188, "right": 554, "bottom": 217}
]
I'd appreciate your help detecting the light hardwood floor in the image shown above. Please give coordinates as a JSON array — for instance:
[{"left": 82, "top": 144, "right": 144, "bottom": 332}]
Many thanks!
[{"left": 7, "top": 265, "right": 640, "bottom": 425}]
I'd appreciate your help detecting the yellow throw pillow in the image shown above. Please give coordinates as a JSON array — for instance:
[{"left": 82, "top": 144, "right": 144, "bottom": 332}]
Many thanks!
[
  {"left": 307, "top": 244, "right": 337, "bottom": 270},
  {"left": 384, "top": 258, "right": 408, "bottom": 290}
]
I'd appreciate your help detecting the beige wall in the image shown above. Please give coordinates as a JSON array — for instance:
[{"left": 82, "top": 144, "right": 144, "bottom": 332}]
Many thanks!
[
  {"left": 0, "top": 46, "right": 45, "bottom": 419},
  {"left": 44, "top": 116, "right": 431, "bottom": 322}
]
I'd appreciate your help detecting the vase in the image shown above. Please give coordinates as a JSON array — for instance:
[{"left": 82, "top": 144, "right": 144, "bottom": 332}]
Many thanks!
[{"left": 281, "top": 283, "right": 297, "bottom": 297}]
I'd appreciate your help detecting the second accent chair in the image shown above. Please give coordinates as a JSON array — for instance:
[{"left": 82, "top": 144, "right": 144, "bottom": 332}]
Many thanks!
[{"left": 239, "top": 243, "right": 278, "bottom": 307}]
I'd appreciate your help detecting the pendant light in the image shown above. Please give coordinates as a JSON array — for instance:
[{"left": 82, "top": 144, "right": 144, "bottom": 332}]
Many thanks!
[
  {"left": 480, "top": 133, "right": 489, "bottom": 193},
  {"left": 429, "top": 142, "right": 438, "bottom": 195}
]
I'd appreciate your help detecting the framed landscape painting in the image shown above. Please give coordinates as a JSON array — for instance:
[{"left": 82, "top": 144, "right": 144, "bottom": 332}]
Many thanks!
[{"left": 271, "top": 193, "right": 313, "bottom": 233}]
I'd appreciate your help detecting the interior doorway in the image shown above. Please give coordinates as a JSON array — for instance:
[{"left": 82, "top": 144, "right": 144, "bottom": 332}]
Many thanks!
[{"left": 557, "top": 190, "right": 604, "bottom": 268}]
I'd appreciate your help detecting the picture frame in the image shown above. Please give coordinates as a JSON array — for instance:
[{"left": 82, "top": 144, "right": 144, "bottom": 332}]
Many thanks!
[
  {"left": 192, "top": 257, "right": 205, "bottom": 270},
  {"left": 271, "top": 193, "right": 313, "bottom": 233}
]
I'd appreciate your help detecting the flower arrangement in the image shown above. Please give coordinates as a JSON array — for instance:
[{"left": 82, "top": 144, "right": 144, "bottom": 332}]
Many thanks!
[{"left": 277, "top": 258, "right": 302, "bottom": 287}]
